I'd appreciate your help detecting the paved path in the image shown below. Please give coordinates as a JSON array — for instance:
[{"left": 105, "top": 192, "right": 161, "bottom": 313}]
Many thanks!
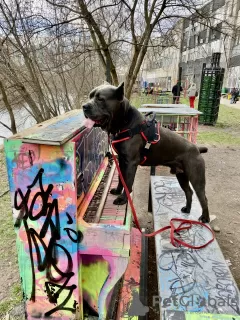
[{"left": 221, "top": 97, "right": 240, "bottom": 110}]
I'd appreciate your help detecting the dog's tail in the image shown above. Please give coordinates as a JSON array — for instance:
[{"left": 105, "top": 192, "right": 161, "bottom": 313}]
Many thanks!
[{"left": 198, "top": 147, "right": 208, "bottom": 153}]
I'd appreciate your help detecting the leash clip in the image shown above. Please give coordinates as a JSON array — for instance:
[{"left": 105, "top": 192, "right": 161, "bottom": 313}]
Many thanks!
[{"left": 145, "top": 142, "right": 151, "bottom": 149}]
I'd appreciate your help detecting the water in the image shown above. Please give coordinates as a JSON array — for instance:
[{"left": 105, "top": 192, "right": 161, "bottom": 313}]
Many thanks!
[{"left": 0, "top": 108, "right": 36, "bottom": 145}]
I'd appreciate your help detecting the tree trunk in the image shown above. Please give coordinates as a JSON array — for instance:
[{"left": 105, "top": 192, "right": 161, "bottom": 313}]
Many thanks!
[
  {"left": 17, "top": 84, "right": 45, "bottom": 123},
  {"left": 77, "top": 0, "right": 119, "bottom": 85},
  {"left": 0, "top": 80, "right": 17, "bottom": 134},
  {"left": 125, "top": 32, "right": 151, "bottom": 99}
]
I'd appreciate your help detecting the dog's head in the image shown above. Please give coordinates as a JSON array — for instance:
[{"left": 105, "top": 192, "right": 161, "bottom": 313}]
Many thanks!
[{"left": 82, "top": 82, "right": 128, "bottom": 133}]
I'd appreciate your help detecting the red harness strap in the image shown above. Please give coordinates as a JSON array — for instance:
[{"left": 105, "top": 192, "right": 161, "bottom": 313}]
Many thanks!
[
  {"left": 140, "top": 121, "right": 160, "bottom": 145},
  {"left": 109, "top": 141, "right": 215, "bottom": 249},
  {"left": 112, "top": 120, "right": 161, "bottom": 165}
]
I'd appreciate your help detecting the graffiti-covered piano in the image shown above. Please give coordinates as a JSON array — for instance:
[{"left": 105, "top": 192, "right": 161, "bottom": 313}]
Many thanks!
[{"left": 4, "top": 110, "right": 142, "bottom": 320}]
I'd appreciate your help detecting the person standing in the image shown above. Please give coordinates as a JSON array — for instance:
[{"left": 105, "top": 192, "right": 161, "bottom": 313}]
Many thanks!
[
  {"left": 230, "top": 87, "right": 236, "bottom": 104},
  {"left": 187, "top": 82, "right": 197, "bottom": 108},
  {"left": 172, "top": 82, "right": 183, "bottom": 104},
  {"left": 235, "top": 88, "right": 239, "bottom": 103},
  {"left": 231, "top": 87, "right": 239, "bottom": 103}
]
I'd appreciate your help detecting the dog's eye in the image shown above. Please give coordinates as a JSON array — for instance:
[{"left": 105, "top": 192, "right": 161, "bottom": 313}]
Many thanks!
[{"left": 98, "top": 97, "right": 104, "bottom": 102}]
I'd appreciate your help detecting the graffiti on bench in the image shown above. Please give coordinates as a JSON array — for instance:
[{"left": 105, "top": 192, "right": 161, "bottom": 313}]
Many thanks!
[{"left": 151, "top": 176, "right": 240, "bottom": 318}]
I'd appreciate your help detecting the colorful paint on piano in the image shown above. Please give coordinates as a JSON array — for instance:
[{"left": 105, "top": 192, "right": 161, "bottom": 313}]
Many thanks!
[
  {"left": 73, "top": 127, "right": 108, "bottom": 198},
  {"left": 76, "top": 165, "right": 133, "bottom": 319},
  {"left": 4, "top": 139, "right": 80, "bottom": 319},
  {"left": 116, "top": 228, "right": 142, "bottom": 320},
  {"left": 4, "top": 115, "right": 136, "bottom": 320}
]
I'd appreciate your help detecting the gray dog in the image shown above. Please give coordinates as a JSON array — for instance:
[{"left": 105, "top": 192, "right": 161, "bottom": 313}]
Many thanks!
[{"left": 83, "top": 83, "right": 210, "bottom": 223}]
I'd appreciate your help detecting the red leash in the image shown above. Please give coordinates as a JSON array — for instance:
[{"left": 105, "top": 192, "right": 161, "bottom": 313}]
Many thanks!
[{"left": 109, "top": 142, "right": 215, "bottom": 249}]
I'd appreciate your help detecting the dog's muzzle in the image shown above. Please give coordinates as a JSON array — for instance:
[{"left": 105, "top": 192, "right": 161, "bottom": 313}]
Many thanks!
[
  {"left": 82, "top": 103, "right": 95, "bottom": 121},
  {"left": 82, "top": 103, "right": 91, "bottom": 114},
  {"left": 82, "top": 103, "right": 110, "bottom": 129}
]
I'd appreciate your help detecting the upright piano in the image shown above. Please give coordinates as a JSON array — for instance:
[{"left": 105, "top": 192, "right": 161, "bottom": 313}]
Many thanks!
[{"left": 4, "top": 109, "right": 142, "bottom": 320}]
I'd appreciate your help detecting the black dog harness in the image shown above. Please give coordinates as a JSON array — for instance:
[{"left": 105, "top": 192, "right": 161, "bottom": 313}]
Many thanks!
[{"left": 111, "top": 112, "right": 160, "bottom": 164}]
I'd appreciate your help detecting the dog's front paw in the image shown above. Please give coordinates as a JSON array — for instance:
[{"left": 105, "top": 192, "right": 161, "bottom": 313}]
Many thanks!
[
  {"left": 113, "top": 195, "right": 127, "bottom": 205},
  {"left": 110, "top": 188, "right": 122, "bottom": 195},
  {"left": 198, "top": 215, "right": 210, "bottom": 223},
  {"left": 181, "top": 206, "right": 190, "bottom": 213}
]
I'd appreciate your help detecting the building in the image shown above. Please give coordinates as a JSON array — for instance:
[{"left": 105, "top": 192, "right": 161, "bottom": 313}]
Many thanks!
[
  {"left": 226, "top": 0, "right": 240, "bottom": 88},
  {"left": 141, "top": 22, "right": 182, "bottom": 91},
  {"left": 180, "top": 0, "right": 240, "bottom": 90},
  {"left": 140, "top": 0, "right": 240, "bottom": 92}
]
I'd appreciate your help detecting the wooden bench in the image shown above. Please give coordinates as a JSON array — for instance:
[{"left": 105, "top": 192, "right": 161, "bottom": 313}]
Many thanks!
[
  {"left": 149, "top": 175, "right": 240, "bottom": 320},
  {"left": 4, "top": 109, "right": 147, "bottom": 320}
]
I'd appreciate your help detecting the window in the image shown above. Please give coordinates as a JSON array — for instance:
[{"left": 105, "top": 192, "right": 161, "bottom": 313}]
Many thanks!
[
  {"left": 189, "top": 36, "right": 195, "bottom": 49},
  {"left": 195, "top": 35, "right": 199, "bottom": 45},
  {"left": 202, "top": 3, "right": 211, "bottom": 16},
  {"left": 198, "top": 30, "right": 207, "bottom": 44},
  {"left": 209, "top": 22, "right": 222, "bottom": 42},
  {"left": 189, "top": 52, "right": 195, "bottom": 61},
  {"left": 182, "top": 54, "right": 187, "bottom": 63},
  {"left": 234, "top": 35, "right": 240, "bottom": 46},
  {"left": 182, "top": 34, "right": 188, "bottom": 51},
  {"left": 227, "top": 4, "right": 233, "bottom": 17},
  {"left": 213, "top": 0, "right": 225, "bottom": 12},
  {"left": 208, "top": 46, "right": 212, "bottom": 55},
  {"left": 183, "top": 18, "right": 189, "bottom": 29}
]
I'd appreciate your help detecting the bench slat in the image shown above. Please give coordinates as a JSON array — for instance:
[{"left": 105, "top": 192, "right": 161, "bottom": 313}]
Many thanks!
[{"left": 151, "top": 176, "right": 240, "bottom": 319}]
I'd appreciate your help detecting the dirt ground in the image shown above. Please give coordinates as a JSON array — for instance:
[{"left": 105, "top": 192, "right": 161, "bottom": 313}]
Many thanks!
[
  {"left": 133, "top": 137, "right": 240, "bottom": 318},
  {"left": 0, "top": 124, "right": 240, "bottom": 319}
]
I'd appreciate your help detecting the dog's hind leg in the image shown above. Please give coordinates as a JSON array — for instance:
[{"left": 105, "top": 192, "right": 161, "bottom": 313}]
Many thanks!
[
  {"left": 176, "top": 173, "right": 193, "bottom": 213},
  {"left": 191, "top": 183, "right": 209, "bottom": 223},
  {"left": 189, "top": 159, "right": 210, "bottom": 223}
]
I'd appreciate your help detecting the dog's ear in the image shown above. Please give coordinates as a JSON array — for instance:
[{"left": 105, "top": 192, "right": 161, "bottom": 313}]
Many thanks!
[
  {"left": 115, "top": 82, "right": 124, "bottom": 101},
  {"left": 89, "top": 88, "right": 97, "bottom": 99}
]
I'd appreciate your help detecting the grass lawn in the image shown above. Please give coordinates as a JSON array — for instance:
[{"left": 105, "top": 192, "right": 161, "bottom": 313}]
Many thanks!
[
  {"left": 0, "top": 150, "right": 22, "bottom": 318},
  {"left": 0, "top": 284, "right": 22, "bottom": 317},
  {"left": 216, "top": 104, "right": 240, "bottom": 128},
  {"left": 130, "top": 92, "right": 190, "bottom": 108},
  {"left": 197, "top": 104, "right": 240, "bottom": 146},
  {"left": 197, "top": 130, "right": 240, "bottom": 145}
]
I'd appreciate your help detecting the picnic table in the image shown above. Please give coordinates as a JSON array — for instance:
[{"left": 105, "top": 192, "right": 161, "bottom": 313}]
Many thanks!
[
  {"left": 139, "top": 106, "right": 201, "bottom": 143},
  {"left": 139, "top": 106, "right": 202, "bottom": 115},
  {"left": 141, "top": 103, "right": 189, "bottom": 108}
]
